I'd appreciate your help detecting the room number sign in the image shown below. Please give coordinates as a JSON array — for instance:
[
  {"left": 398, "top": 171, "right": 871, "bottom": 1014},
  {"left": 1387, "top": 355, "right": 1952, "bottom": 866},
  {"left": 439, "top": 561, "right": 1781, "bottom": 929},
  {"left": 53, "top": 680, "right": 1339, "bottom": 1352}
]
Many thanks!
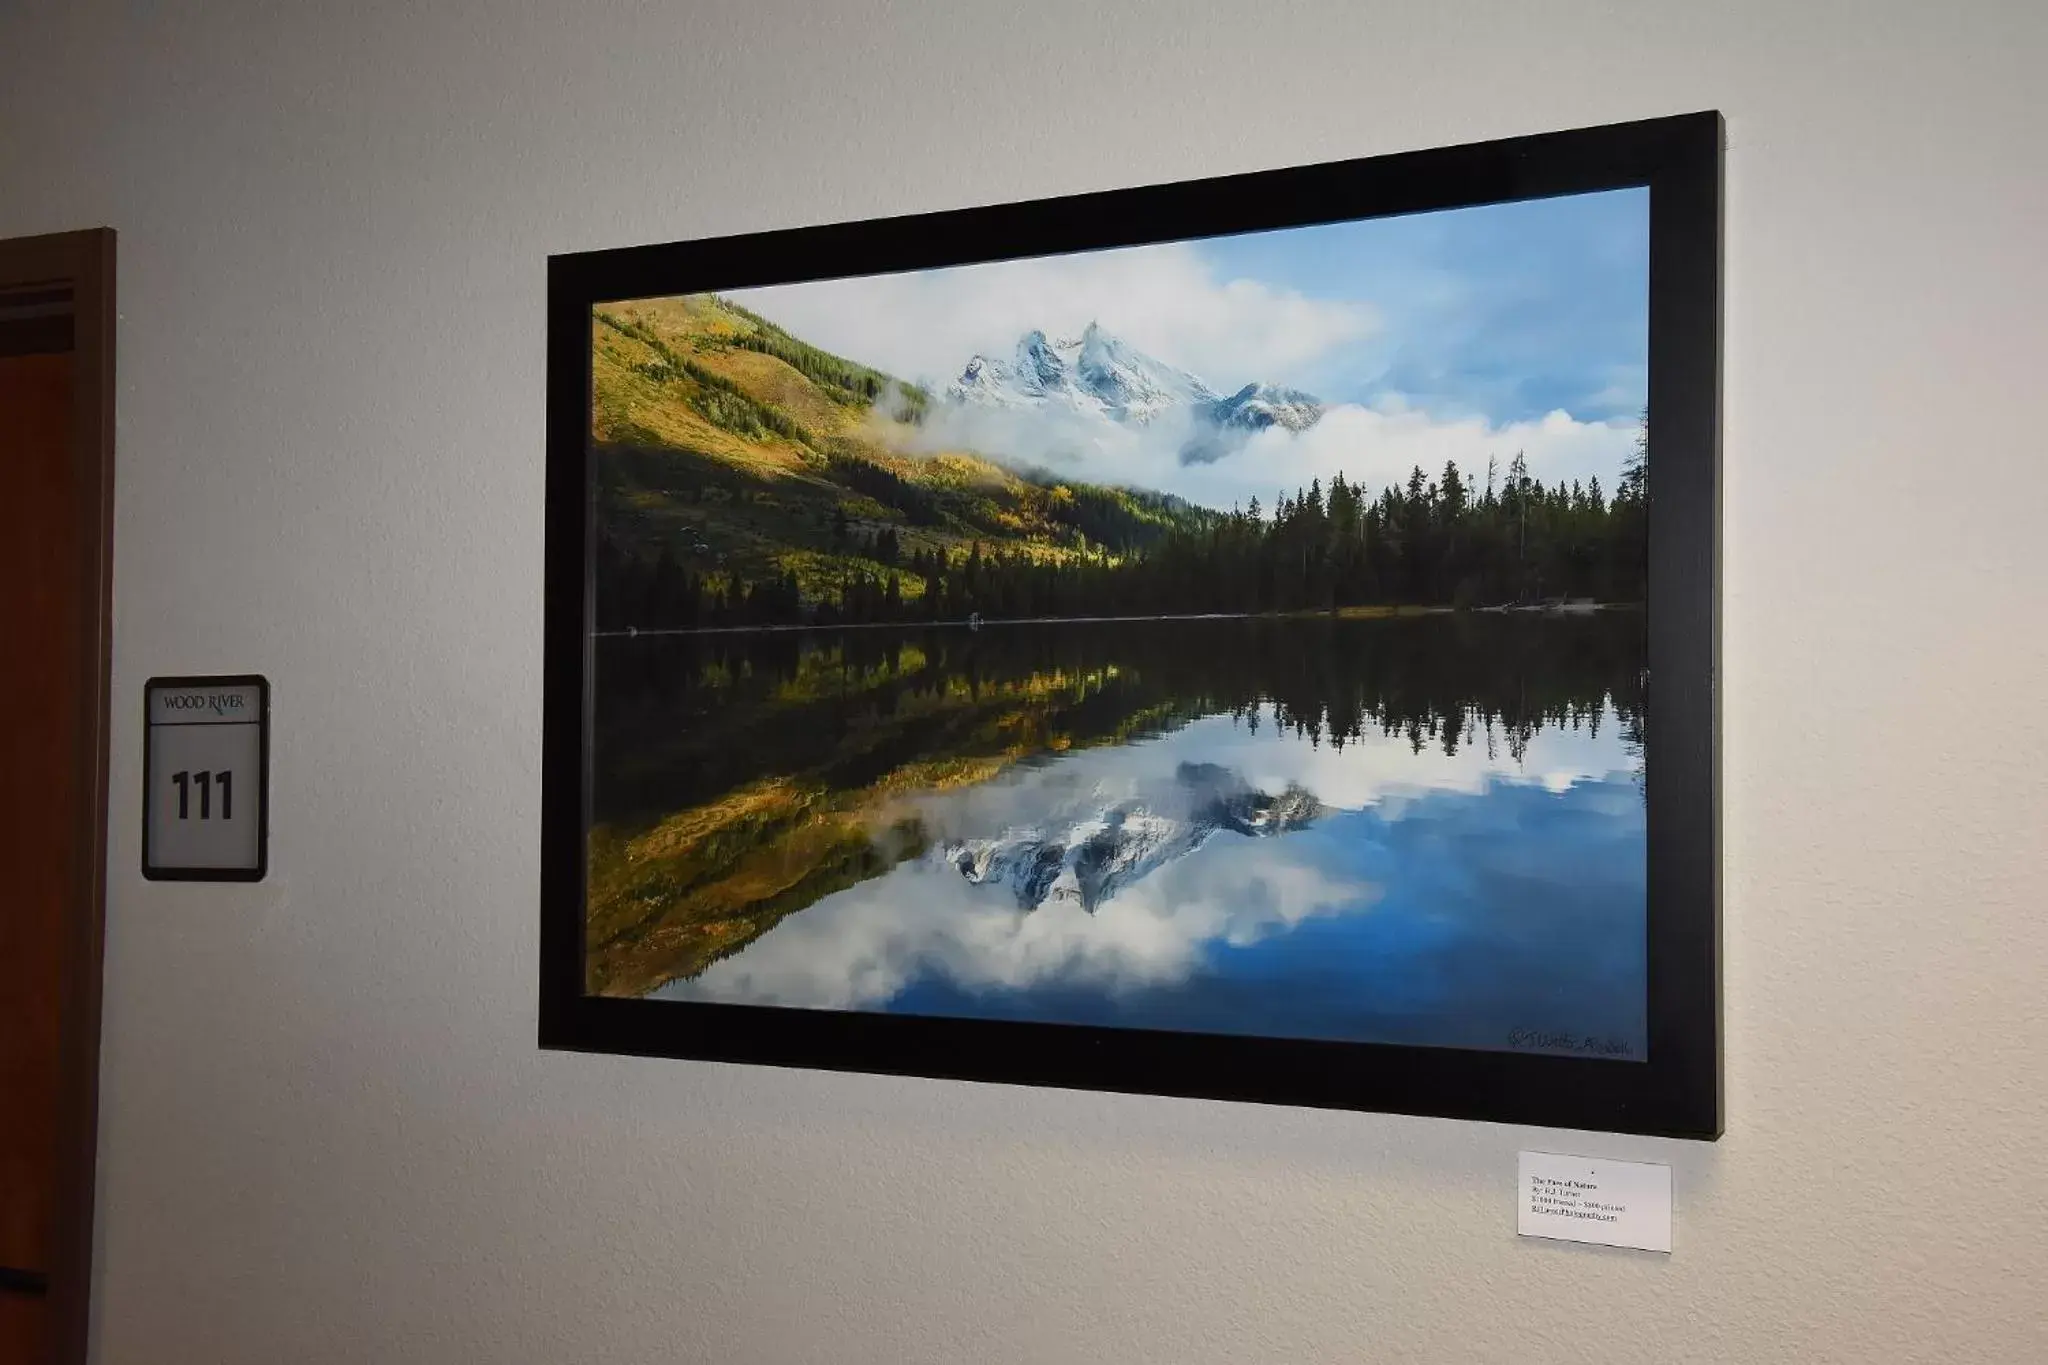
[{"left": 143, "top": 675, "right": 269, "bottom": 880}]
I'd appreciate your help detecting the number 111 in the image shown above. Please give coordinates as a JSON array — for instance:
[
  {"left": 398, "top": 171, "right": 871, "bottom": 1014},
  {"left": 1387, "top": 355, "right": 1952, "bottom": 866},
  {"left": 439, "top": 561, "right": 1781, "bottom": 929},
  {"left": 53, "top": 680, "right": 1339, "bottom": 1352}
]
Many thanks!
[{"left": 171, "top": 770, "right": 232, "bottom": 820}]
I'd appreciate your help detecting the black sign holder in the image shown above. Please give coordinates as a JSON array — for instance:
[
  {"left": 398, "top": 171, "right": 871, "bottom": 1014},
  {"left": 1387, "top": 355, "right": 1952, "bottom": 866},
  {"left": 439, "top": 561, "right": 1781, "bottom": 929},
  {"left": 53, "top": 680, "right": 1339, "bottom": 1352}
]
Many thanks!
[{"left": 141, "top": 674, "right": 270, "bottom": 882}]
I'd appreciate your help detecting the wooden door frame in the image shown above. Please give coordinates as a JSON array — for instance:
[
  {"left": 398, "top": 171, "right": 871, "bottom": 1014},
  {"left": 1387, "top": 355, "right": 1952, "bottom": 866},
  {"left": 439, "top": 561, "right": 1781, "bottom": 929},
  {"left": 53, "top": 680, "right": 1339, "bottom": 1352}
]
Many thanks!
[{"left": 1, "top": 228, "right": 115, "bottom": 1365}]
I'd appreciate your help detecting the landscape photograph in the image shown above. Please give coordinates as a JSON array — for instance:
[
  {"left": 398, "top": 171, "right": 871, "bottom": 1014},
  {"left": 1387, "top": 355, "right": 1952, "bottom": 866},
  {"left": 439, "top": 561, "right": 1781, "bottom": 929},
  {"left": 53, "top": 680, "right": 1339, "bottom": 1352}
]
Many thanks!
[{"left": 585, "top": 187, "right": 1652, "bottom": 1059}]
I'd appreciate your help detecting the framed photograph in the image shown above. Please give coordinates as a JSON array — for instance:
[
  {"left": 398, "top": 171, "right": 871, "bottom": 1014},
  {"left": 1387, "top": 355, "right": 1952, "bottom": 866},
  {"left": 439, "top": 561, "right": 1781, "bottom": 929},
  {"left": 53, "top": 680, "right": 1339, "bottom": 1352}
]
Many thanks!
[{"left": 542, "top": 112, "right": 1721, "bottom": 1138}]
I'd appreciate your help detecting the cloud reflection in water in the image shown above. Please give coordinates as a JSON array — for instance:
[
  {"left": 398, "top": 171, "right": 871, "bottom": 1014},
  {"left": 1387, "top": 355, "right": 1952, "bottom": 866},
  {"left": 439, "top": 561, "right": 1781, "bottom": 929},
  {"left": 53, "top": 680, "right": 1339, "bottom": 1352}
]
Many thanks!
[{"left": 659, "top": 702, "right": 1645, "bottom": 1057}]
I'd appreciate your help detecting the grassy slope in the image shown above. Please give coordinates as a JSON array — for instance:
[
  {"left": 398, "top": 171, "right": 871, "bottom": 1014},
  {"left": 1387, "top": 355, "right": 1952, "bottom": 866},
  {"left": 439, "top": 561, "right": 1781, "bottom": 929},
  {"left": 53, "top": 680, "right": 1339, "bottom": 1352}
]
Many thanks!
[
  {"left": 590, "top": 293, "right": 1204, "bottom": 602},
  {"left": 585, "top": 647, "right": 1183, "bottom": 997}
]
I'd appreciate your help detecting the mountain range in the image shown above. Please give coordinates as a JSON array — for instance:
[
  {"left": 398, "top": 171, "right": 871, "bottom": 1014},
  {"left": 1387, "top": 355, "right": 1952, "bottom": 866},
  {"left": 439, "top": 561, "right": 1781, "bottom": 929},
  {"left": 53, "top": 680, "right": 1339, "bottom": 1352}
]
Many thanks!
[
  {"left": 936, "top": 761, "right": 1323, "bottom": 913},
  {"left": 944, "top": 323, "right": 1324, "bottom": 464}
]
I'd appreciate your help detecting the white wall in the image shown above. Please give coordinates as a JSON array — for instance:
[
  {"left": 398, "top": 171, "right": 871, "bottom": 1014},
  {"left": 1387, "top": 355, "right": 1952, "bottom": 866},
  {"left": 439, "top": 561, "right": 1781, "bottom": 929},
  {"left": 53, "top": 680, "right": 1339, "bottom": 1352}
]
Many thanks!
[{"left": 5, "top": 1, "right": 2046, "bottom": 1360}]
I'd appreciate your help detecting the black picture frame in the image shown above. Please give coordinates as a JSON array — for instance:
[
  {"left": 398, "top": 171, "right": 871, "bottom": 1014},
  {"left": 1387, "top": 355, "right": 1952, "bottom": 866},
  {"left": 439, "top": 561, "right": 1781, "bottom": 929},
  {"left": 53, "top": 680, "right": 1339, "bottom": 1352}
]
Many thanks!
[
  {"left": 141, "top": 673, "right": 270, "bottom": 882},
  {"left": 541, "top": 112, "right": 1722, "bottom": 1139}
]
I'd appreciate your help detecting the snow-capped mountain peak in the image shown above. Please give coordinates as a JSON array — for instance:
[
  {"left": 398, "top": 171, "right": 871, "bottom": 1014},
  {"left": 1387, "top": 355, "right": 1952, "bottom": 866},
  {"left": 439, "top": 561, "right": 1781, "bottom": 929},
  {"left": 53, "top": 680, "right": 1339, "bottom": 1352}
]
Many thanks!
[
  {"left": 942, "top": 325, "right": 1324, "bottom": 457},
  {"left": 949, "top": 323, "right": 1213, "bottom": 422},
  {"left": 936, "top": 761, "right": 1324, "bottom": 913},
  {"left": 1014, "top": 329, "right": 1072, "bottom": 394},
  {"left": 1208, "top": 381, "right": 1324, "bottom": 433},
  {"left": 1073, "top": 321, "right": 1215, "bottom": 421}
]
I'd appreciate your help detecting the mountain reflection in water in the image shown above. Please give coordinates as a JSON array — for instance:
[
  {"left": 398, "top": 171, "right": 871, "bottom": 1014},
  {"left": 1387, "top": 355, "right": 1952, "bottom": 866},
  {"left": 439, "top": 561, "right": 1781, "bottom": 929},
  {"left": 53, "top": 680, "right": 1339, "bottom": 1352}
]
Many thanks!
[
  {"left": 593, "top": 613, "right": 1648, "bottom": 1058},
  {"left": 941, "top": 760, "right": 1323, "bottom": 913}
]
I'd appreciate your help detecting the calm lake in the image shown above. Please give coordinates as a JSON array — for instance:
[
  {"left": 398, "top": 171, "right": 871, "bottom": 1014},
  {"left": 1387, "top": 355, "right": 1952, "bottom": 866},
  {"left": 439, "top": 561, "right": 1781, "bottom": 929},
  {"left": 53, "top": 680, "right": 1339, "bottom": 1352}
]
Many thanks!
[{"left": 590, "top": 612, "right": 1647, "bottom": 1060}]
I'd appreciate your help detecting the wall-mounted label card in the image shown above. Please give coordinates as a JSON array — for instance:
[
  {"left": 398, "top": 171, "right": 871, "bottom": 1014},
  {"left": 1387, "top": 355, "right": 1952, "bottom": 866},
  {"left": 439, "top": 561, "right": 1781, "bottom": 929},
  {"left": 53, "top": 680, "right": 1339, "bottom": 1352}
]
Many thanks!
[
  {"left": 1517, "top": 1151, "right": 1671, "bottom": 1253},
  {"left": 143, "top": 675, "right": 269, "bottom": 881}
]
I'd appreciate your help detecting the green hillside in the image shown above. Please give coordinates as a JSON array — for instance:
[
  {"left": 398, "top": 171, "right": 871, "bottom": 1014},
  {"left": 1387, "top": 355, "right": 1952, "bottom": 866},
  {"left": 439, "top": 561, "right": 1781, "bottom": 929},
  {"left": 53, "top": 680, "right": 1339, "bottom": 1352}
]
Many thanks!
[{"left": 590, "top": 294, "right": 1213, "bottom": 627}]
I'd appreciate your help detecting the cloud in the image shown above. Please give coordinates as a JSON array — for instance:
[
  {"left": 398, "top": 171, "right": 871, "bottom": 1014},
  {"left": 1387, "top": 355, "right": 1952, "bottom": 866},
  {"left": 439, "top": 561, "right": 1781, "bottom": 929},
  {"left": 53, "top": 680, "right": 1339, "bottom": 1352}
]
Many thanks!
[
  {"left": 1158, "top": 704, "right": 1638, "bottom": 813},
  {"left": 665, "top": 831, "right": 1360, "bottom": 1012},
  {"left": 892, "top": 394, "right": 1640, "bottom": 515},
  {"left": 1208, "top": 403, "right": 1642, "bottom": 506},
  {"left": 900, "top": 705, "right": 1633, "bottom": 836},
  {"left": 725, "top": 242, "right": 1377, "bottom": 396}
]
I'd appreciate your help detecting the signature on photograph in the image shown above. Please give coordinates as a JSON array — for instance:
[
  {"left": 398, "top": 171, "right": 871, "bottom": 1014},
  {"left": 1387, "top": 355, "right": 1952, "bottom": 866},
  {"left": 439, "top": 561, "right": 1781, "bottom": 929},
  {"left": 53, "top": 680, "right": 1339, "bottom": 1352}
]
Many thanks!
[{"left": 1506, "top": 1027, "right": 1636, "bottom": 1059}]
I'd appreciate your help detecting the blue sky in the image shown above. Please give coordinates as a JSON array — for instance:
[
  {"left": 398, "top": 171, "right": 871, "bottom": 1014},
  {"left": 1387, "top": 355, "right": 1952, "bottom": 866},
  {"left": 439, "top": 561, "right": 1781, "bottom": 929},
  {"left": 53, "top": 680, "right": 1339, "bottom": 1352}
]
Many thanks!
[
  {"left": 726, "top": 186, "right": 1650, "bottom": 506},
  {"left": 1198, "top": 187, "right": 1649, "bottom": 424}
]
